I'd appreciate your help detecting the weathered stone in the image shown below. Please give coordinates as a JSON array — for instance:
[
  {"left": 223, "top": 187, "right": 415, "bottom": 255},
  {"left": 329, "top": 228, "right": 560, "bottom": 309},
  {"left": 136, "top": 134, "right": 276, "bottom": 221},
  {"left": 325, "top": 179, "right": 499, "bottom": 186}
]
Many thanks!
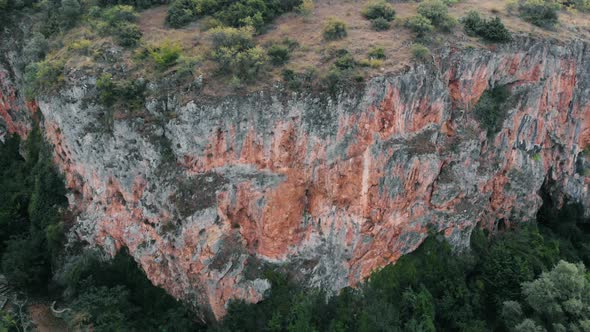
[{"left": 2, "top": 34, "right": 590, "bottom": 321}]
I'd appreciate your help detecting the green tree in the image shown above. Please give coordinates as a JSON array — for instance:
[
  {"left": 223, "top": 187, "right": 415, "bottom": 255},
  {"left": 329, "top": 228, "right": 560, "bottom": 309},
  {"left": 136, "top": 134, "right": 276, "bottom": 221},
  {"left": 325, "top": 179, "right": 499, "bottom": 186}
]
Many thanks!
[
  {"left": 60, "top": 0, "right": 81, "bottom": 24},
  {"left": 503, "top": 260, "right": 590, "bottom": 331}
]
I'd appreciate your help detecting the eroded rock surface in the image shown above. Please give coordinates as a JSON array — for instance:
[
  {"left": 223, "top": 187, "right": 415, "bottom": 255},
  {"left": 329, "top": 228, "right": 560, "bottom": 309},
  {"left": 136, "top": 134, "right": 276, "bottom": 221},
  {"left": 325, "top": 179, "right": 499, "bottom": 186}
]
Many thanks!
[{"left": 2, "top": 36, "right": 590, "bottom": 320}]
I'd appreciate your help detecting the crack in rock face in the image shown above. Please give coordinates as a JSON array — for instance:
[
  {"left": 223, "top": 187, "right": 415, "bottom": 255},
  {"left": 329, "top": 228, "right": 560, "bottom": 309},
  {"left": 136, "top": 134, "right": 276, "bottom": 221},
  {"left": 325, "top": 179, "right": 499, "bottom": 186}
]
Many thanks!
[{"left": 3, "top": 36, "right": 590, "bottom": 320}]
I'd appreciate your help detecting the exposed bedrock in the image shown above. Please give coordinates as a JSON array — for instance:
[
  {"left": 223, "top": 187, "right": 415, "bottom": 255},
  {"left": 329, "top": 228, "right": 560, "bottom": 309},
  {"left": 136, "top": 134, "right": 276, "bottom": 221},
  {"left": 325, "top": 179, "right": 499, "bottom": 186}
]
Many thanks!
[{"left": 2, "top": 36, "right": 590, "bottom": 319}]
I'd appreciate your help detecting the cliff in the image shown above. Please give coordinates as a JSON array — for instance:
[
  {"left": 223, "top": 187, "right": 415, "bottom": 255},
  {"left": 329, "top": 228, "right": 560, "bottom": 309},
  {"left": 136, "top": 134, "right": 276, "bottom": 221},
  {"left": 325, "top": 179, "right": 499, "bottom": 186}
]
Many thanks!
[{"left": 2, "top": 32, "right": 590, "bottom": 320}]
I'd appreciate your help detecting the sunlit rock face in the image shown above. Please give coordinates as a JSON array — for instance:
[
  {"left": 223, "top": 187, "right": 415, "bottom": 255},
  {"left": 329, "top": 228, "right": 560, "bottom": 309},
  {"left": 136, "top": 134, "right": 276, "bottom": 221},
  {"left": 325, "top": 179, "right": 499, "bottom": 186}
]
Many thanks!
[{"left": 2, "top": 35, "right": 590, "bottom": 320}]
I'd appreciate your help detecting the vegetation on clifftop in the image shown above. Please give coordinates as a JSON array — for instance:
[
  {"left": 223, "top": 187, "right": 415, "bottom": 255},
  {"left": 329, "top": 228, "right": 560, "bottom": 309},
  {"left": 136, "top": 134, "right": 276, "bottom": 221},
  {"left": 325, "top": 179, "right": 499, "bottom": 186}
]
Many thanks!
[{"left": 6, "top": 0, "right": 590, "bottom": 100}]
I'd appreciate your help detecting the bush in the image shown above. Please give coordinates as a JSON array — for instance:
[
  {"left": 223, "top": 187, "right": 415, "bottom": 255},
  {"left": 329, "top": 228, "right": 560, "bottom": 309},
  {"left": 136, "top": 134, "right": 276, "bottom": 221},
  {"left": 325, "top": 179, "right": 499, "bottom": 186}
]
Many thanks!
[
  {"left": 417, "top": 0, "right": 456, "bottom": 31},
  {"left": 166, "top": 0, "right": 195, "bottom": 28},
  {"left": 323, "top": 19, "right": 347, "bottom": 40},
  {"left": 371, "top": 17, "right": 391, "bottom": 31},
  {"left": 60, "top": 0, "right": 81, "bottom": 26},
  {"left": 334, "top": 52, "right": 356, "bottom": 70},
  {"left": 149, "top": 41, "right": 182, "bottom": 69},
  {"left": 417, "top": 0, "right": 448, "bottom": 25},
  {"left": 22, "top": 32, "right": 49, "bottom": 65},
  {"left": 98, "top": 6, "right": 142, "bottom": 47},
  {"left": 518, "top": 0, "right": 560, "bottom": 28},
  {"left": 362, "top": 2, "right": 396, "bottom": 21},
  {"left": 571, "top": 0, "right": 590, "bottom": 11},
  {"left": 462, "top": 11, "right": 512, "bottom": 42},
  {"left": 209, "top": 26, "right": 268, "bottom": 80},
  {"left": 281, "top": 67, "right": 316, "bottom": 90},
  {"left": 96, "top": 73, "right": 146, "bottom": 109},
  {"left": 96, "top": 73, "right": 116, "bottom": 105},
  {"left": 473, "top": 85, "right": 511, "bottom": 137},
  {"left": 102, "top": 5, "right": 138, "bottom": 24},
  {"left": 411, "top": 43, "right": 430, "bottom": 61},
  {"left": 199, "top": 16, "right": 222, "bottom": 31},
  {"left": 166, "top": 0, "right": 302, "bottom": 31},
  {"left": 210, "top": 26, "right": 255, "bottom": 50},
  {"left": 368, "top": 46, "right": 386, "bottom": 59},
  {"left": 406, "top": 14, "right": 434, "bottom": 37},
  {"left": 323, "top": 67, "right": 345, "bottom": 94},
  {"left": 115, "top": 23, "right": 142, "bottom": 47},
  {"left": 267, "top": 44, "right": 290, "bottom": 66},
  {"left": 24, "top": 59, "right": 65, "bottom": 99},
  {"left": 358, "top": 58, "right": 383, "bottom": 68},
  {"left": 68, "top": 39, "right": 92, "bottom": 54}
]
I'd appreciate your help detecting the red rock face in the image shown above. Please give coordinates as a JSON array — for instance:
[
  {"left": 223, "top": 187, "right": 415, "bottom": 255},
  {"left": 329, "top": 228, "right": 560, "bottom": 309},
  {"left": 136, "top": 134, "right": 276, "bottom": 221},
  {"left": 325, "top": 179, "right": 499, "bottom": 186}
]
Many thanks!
[
  {"left": 3, "top": 39, "right": 590, "bottom": 320},
  {"left": 0, "top": 69, "right": 34, "bottom": 138}
]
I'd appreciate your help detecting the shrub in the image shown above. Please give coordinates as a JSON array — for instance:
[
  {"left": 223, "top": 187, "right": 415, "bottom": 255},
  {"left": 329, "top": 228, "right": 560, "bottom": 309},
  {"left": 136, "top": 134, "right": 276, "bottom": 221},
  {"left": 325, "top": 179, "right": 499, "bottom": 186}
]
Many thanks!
[
  {"left": 149, "top": 41, "right": 182, "bottom": 69},
  {"left": 96, "top": 73, "right": 116, "bottom": 105},
  {"left": 68, "top": 39, "right": 92, "bottom": 53},
  {"left": 166, "top": 0, "right": 302, "bottom": 31},
  {"left": 102, "top": 4, "right": 138, "bottom": 24},
  {"left": 462, "top": 11, "right": 512, "bottom": 42},
  {"left": 362, "top": 2, "right": 396, "bottom": 21},
  {"left": 166, "top": 0, "right": 195, "bottom": 28},
  {"left": 371, "top": 17, "right": 391, "bottom": 31},
  {"left": 368, "top": 46, "right": 386, "bottom": 59},
  {"left": 98, "top": 6, "right": 142, "bottom": 47},
  {"left": 297, "top": 0, "right": 314, "bottom": 16},
  {"left": 209, "top": 26, "right": 268, "bottom": 80},
  {"left": 473, "top": 85, "right": 510, "bottom": 137},
  {"left": 417, "top": 0, "right": 456, "bottom": 31},
  {"left": 572, "top": 0, "right": 590, "bottom": 11},
  {"left": 22, "top": 32, "right": 49, "bottom": 65},
  {"left": 281, "top": 67, "right": 316, "bottom": 90},
  {"left": 199, "top": 16, "right": 222, "bottom": 31},
  {"left": 323, "top": 19, "right": 347, "bottom": 40},
  {"left": 417, "top": 0, "right": 449, "bottom": 25},
  {"left": 267, "top": 44, "right": 290, "bottom": 66},
  {"left": 411, "top": 43, "right": 430, "bottom": 61},
  {"left": 406, "top": 14, "right": 434, "bottom": 37},
  {"left": 234, "top": 46, "right": 268, "bottom": 79},
  {"left": 210, "top": 26, "right": 255, "bottom": 50},
  {"left": 24, "top": 59, "right": 65, "bottom": 99},
  {"left": 358, "top": 58, "right": 383, "bottom": 68},
  {"left": 115, "top": 23, "right": 142, "bottom": 47},
  {"left": 60, "top": 0, "right": 81, "bottom": 25},
  {"left": 95, "top": 74, "right": 146, "bottom": 109},
  {"left": 518, "top": 0, "right": 560, "bottom": 28},
  {"left": 334, "top": 52, "right": 356, "bottom": 70},
  {"left": 323, "top": 67, "right": 345, "bottom": 94}
]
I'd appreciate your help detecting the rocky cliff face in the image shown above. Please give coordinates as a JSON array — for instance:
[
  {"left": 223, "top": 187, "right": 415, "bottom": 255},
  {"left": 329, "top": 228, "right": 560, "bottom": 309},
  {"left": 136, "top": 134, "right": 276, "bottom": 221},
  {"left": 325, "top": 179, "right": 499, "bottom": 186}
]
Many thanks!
[{"left": 2, "top": 34, "right": 590, "bottom": 320}]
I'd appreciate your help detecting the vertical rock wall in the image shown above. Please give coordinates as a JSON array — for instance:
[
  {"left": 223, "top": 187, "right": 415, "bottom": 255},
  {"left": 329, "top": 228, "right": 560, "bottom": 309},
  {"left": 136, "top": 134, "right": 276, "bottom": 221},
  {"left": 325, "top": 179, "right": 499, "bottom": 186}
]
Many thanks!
[{"left": 2, "top": 35, "right": 590, "bottom": 319}]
